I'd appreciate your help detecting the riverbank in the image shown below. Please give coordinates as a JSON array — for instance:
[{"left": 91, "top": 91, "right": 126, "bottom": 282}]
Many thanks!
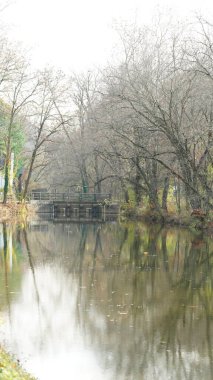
[
  {"left": 0, "top": 347, "right": 36, "bottom": 379},
  {"left": 121, "top": 205, "right": 213, "bottom": 233},
  {"left": 0, "top": 201, "right": 213, "bottom": 232},
  {"left": 0, "top": 203, "right": 35, "bottom": 222}
]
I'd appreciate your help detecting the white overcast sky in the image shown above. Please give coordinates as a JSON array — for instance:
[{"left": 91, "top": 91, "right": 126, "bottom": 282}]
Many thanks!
[{"left": 1, "top": 0, "right": 213, "bottom": 72}]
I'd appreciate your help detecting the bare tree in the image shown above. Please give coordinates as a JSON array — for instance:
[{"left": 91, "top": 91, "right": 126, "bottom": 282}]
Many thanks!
[
  {"left": 97, "top": 19, "right": 213, "bottom": 211},
  {"left": 21, "top": 68, "right": 69, "bottom": 200}
]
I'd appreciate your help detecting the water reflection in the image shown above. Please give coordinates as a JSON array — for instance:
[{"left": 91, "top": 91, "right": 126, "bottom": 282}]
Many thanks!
[{"left": 0, "top": 221, "right": 213, "bottom": 379}]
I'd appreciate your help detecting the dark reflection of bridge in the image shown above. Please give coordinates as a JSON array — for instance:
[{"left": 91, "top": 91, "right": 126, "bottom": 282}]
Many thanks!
[{"left": 29, "top": 192, "right": 120, "bottom": 221}]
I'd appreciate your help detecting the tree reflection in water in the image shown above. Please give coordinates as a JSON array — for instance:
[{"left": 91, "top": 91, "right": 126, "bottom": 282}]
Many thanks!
[{"left": 0, "top": 221, "right": 212, "bottom": 379}]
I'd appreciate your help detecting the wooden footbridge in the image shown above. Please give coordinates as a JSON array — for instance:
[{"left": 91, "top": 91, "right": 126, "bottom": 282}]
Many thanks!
[{"left": 29, "top": 192, "right": 119, "bottom": 221}]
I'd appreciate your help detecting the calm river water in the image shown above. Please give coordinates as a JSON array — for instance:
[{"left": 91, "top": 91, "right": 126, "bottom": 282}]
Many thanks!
[{"left": 0, "top": 220, "right": 213, "bottom": 380}]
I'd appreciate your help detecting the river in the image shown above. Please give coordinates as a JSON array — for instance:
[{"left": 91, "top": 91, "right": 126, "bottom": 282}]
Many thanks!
[{"left": 0, "top": 220, "right": 212, "bottom": 380}]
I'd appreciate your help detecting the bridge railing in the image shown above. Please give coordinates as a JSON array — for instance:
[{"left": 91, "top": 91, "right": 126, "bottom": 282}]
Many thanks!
[{"left": 29, "top": 192, "right": 112, "bottom": 202}]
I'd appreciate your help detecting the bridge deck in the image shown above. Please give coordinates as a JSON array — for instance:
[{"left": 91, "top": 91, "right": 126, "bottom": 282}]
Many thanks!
[{"left": 30, "top": 192, "right": 119, "bottom": 218}]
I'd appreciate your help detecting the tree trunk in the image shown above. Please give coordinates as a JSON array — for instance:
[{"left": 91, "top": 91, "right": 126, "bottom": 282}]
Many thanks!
[
  {"left": 162, "top": 176, "right": 170, "bottom": 212},
  {"left": 174, "top": 178, "right": 181, "bottom": 213},
  {"left": 124, "top": 189, "right": 129, "bottom": 203},
  {"left": 148, "top": 160, "right": 161, "bottom": 213},
  {"left": 178, "top": 156, "right": 202, "bottom": 210},
  {"left": 3, "top": 161, "right": 9, "bottom": 204},
  {"left": 134, "top": 156, "right": 142, "bottom": 206},
  {"left": 94, "top": 154, "right": 101, "bottom": 193},
  {"left": 22, "top": 151, "right": 37, "bottom": 200}
]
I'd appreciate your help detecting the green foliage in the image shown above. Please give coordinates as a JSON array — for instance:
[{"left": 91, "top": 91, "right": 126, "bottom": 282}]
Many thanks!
[
  {"left": 0, "top": 348, "right": 36, "bottom": 380},
  {"left": 207, "top": 163, "right": 213, "bottom": 181},
  {"left": 120, "top": 200, "right": 136, "bottom": 217},
  {"left": 11, "top": 123, "right": 25, "bottom": 155},
  {"left": 0, "top": 113, "right": 7, "bottom": 155},
  {"left": 127, "top": 187, "right": 136, "bottom": 205},
  {"left": 0, "top": 100, "right": 25, "bottom": 176}
]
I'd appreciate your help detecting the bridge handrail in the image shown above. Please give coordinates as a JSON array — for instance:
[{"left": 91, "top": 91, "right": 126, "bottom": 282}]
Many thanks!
[{"left": 29, "top": 192, "right": 112, "bottom": 202}]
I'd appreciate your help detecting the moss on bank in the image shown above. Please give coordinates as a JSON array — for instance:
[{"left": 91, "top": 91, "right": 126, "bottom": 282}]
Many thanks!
[{"left": 0, "top": 347, "right": 36, "bottom": 380}]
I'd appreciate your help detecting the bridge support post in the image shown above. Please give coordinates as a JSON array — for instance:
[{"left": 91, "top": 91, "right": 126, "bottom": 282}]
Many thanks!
[
  {"left": 102, "top": 205, "right": 106, "bottom": 221},
  {"left": 74, "top": 208, "right": 79, "bottom": 217},
  {"left": 86, "top": 208, "right": 91, "bottom": 217}
]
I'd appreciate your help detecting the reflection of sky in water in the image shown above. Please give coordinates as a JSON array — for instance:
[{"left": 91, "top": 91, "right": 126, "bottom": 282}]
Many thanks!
[
  {"left": 0, "top": 263, "right": 210, "bottom": 380},
  {"left": 0, "top": 265, "right": 111, "bottom": 380},
  {"left": 0, "top": 222, "right": 213, "bottom": 380}
]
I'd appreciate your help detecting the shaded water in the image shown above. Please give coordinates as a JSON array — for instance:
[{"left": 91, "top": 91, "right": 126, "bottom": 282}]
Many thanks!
[{"left": 0, "top": 220, "right": 213, "bottom": 380}]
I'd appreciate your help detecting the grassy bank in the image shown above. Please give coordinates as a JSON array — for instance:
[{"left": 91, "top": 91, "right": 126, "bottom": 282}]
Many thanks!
[{"left": 0, "top": 347, "right": 36, "bottom": 380}]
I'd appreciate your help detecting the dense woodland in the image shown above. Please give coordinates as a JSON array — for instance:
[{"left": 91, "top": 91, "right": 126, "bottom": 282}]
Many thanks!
[{"left": 0, "top": 16, "right": 213, "bottom": 214}]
